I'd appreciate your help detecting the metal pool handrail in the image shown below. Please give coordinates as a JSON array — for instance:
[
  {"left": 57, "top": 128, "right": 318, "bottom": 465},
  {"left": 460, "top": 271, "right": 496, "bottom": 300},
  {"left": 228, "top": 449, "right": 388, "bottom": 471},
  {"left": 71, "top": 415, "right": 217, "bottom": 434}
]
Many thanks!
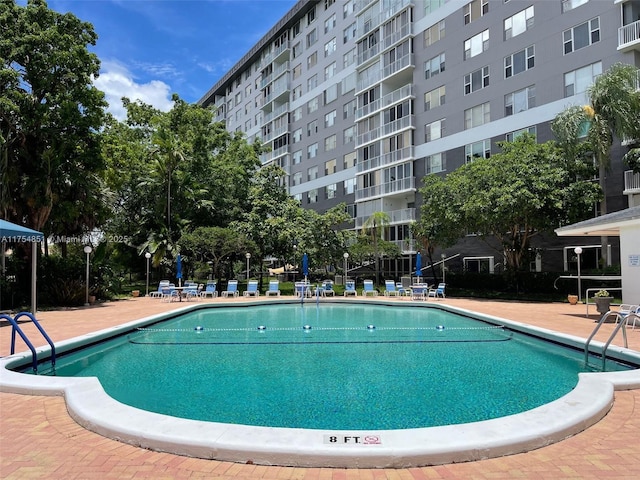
[
  {"left": 584, "top": 309, "right": 630, "bottom": 367},
  {"left": 1, "top": 312, "right": 56, "bottom": 373}
]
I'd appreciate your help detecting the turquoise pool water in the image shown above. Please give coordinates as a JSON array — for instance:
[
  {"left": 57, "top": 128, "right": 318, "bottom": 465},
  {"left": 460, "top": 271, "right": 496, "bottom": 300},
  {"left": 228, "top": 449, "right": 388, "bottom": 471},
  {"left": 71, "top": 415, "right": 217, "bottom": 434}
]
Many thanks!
[{"left": 39, "top": 303, "right": 629, "bottom": 430}]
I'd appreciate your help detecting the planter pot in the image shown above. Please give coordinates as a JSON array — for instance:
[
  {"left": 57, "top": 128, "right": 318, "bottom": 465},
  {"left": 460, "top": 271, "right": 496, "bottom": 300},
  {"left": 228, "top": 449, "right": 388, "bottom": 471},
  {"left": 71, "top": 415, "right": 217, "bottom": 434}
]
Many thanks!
[
  {"left": 567, "top": 294, "right": 579, "bottom": 305},
  {"left": 131, "top": 290, "right": 140, "bottom": 298},
  {"left": 593, "top": 296, "right": 613, "bottom": 315},
  {"left": 88, "top": 295, "right": 96, "bottom": 304}
]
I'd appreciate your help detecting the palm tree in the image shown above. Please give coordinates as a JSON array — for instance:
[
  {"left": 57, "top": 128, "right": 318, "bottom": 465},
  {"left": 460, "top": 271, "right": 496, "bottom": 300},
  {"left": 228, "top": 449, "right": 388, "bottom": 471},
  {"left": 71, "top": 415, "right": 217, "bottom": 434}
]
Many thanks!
[
  {"left": 552, "top": 63, "right": 640, "bottom": 265},
  {"left": 362, "top": 211, "right": 390, "bottom": 285}
]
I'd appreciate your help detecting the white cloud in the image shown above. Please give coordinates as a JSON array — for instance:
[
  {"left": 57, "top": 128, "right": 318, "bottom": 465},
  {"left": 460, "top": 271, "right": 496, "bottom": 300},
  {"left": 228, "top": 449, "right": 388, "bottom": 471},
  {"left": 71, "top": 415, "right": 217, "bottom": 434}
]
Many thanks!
[{"left": 94, "top": 60, "right": 174, "bottom": 121}]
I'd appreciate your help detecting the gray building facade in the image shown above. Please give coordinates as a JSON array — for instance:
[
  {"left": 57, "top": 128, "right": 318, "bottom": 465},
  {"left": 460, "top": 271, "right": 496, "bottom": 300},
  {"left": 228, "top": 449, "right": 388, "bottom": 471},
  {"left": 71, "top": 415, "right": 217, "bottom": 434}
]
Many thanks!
[{"left": 200, "top": 0, "right": 640, "bottom": 276}]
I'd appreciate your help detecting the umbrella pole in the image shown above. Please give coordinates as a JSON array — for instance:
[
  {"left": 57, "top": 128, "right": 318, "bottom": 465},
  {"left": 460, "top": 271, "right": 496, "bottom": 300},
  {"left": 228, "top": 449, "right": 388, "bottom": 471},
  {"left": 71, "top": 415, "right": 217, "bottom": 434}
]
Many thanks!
[{"left": 31, "top": 241, "right": 37, "bottom": 314}]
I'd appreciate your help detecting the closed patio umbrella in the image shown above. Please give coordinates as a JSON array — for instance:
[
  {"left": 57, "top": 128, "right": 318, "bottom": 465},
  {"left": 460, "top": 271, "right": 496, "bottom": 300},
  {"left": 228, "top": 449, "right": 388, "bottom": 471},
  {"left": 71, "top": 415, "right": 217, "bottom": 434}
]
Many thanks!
[
  {"left": 415, "top": 251, "right": 422, "bottom": 282},
  {"left": 176, "top": 254, "right": 182, "bottom": 287},
  {"left": 302, "top": 253, "right": 308, "bottom": 283}
]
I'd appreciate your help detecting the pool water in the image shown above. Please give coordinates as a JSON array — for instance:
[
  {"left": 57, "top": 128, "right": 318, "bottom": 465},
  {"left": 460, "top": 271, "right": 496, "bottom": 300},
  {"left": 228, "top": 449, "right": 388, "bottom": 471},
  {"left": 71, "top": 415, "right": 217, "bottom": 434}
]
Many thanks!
[{"left": 42, "top": 304, "right": 629, "bottom": 430}]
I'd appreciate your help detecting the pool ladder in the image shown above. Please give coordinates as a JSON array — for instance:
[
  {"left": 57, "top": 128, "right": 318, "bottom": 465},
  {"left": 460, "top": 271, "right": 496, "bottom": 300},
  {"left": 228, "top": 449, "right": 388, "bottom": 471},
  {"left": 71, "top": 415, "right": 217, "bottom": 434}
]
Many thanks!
[
  {"left": 0, "top": 312, "right": 56, "bottom": 373},
  {"left": 584, "top": 310, "right": 638, "bottom": 369}
]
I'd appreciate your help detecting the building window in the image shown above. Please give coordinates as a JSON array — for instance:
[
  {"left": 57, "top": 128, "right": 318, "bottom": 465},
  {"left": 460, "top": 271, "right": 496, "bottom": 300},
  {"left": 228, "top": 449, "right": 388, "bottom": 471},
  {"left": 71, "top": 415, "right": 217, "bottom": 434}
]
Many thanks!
[
  {"left": 292, "top": 63, "right": 302, "bottom": 80},
  {"left": 504, "top": 46, "right": 534, "bottom": 78},
  {"left": 325, "top": 0, "right": 335, "bottom": 9},
  {"left": 324, "top": 13, "right": 336, "bottom": 33},
  {"left": 292, "top": 85, "right": 302, "bottom": 100},
  {"left": 465, "top": 140, "right": 491, "bottom": 163},
  {"left": 325, "top": 134, "right": 337, "bottom": 152},
  {"left": 325, "top": 110, "right": 336, "bottom": 127},
  {"left": 562, "top": 0, "right": 589, "bottom": 13},
  {"left": 563, "top": 18, "right": 600, "bottom": 54},
  {"left": 343, "top": 0, "right": 354, "bottom": 18},
  {"left": 292, "top": 21, "right": 300, "bottom": 38},
  {"left": 504, "top": 6, "right": 534, "bottom": 40},
  {"left": 324, "top": 62, "right": 336, "bottom": 80},
  {"left": 308, "top": 166, "right": 318, "bottom": 181},
  {"left": 464, "top": 0, "right": 489, "bottom": 24},
  {"left": 325, "top": 159, "right": 337, "bottom": 175},
  {"left": 564, "top": 61, "right": 601, "bottom": 97},
  {"left": 293, "top": 107, "right": 303, "bottom": 122},
  {"left": 464, "top": 29, "right": 489, "bottom": 59},
  {"left": 293, "top": 193, "right": 302, "bottom": 203},
  {"left": 235, "top": 91, "right": 242, "bottom": 105},
  {"left": 308, "top": 188, "right": 318, "bottom": 204},
  {"left": 424, "top": 20, "right": 445, "bottom": 47},
  {"left": 326, "top": 183, "right": 337, "bottom": 199},
  {"left": 425, "top": 0, "right": 448, "bottom": 16},
  {"left": 506, "top": 126, "right": 536, "bottom": 142},
  {"left": 308, "top": 144, "right": 318, "bottom": 159},
  {"left": 424, "top": 53, "right": 445, "bottom": 79},
  {"left": 307, "top": 119, "right": 318, "bottom": 136},
  {"left": 424, "top": 85, "right": 446, "bottom": 111},
  {"left": 344, "top": 151, "right": 356, "bottom": 169},
  {"left": 293, "top": 128, "right": 303, "bottom": 143},
  {"left": 425, "top": 119, "right": 445, "bottom": 142},
  {"left": 344, "top": 177, "right": 356, "bottom": 194},
  {"left": 292, "top": 42, "right": 302, "bottom": 58},
  {"left": 324, "top": 84, "right": 338, "bottom": 104},
  {"left": 341, "top": 71, "right": 356, "bottom": 93},
  {"left": 307, "top": 97, "right": 319, "bottom": 113},
  {"left": 464, "top": 102, "right": 490, "bottom": 129},
  {"left": 344, "top": 99, "right": 356, "bottom": 119},
  {"left": 343, "top": 47, "right": 356, "bottom": 68},
  {"left": 293, "top": 150, "right": 302, "bottom": 164},
  {"left": 307, "top": 74, "right": 318, "bottom": 91},
  {"left": 307, "top": 29, "right": 317, "bottom": 48},
  {"left": 505, "top": 86, "right": 535, "bottom": 116},
  {"left": 426, "top": 152, "right": 446, "bottom": 174},
  {"left": 343, "top": 22, "right": 356, "bottom": 43},
  {"left": 292, "top": 171, "right": 302, "bottom": 186},
  {"left": 307, "top": 7, "right": 315, "bottom": 25},
  {"left": 464, "top": 66, "right": 489, "bottom": 94},
  {"left": 324, "top": 37, "right": 337, "bottom": 57}
]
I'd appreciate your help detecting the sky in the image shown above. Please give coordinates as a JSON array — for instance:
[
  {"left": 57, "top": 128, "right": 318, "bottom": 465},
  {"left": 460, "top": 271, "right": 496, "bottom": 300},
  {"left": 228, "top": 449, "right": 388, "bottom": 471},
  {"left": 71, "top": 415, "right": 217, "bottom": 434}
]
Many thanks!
[{"left": 26, "top": 0, "right": 298, "bottom": 119}]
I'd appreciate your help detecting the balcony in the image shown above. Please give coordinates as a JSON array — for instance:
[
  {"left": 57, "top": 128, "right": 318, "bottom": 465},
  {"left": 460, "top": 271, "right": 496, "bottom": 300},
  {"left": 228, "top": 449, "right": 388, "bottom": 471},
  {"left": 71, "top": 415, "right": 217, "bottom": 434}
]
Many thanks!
[
  {"left": 356, "top": 84, "right": 413, "bottom": 120},
  {"left": 355, "top": 208, "right": 415, "bottom": 229},
  {"left": 355, "top": 177, "right": 415, "bottom": 201},
  {"left": 619, "top": 19, "right": 640, "bottom": 51},
  {"left": 624, "top": 169, "right": 640, "bottom": 195},
  {"left": 357, "top": 146, "right": 414, "bottom": 173},
  {"left": 262, "top": 102, "right": 289, "bottom": 125},
  {"left": 356, "top": 115, "right": 414, "bottom": 147}
]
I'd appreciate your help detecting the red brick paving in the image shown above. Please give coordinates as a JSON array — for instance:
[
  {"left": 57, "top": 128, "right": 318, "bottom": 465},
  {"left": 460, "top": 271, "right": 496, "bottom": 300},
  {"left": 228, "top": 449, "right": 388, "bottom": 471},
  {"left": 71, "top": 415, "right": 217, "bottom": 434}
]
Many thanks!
[{"left": 1, "top": 296, "right": 639, "bottom": 479}]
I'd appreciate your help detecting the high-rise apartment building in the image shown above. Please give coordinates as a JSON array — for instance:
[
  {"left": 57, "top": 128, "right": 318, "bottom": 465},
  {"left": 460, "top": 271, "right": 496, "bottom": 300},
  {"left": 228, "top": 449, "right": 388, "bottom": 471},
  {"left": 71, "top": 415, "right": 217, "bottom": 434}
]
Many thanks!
[{"left": 199, "top": 0, "right": 640, "bottom": 275}]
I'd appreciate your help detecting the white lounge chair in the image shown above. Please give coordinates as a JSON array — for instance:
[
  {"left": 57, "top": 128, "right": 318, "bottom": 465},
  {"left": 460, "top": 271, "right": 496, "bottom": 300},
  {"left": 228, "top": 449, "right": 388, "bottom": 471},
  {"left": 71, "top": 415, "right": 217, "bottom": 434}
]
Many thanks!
[
  {"left": 384, "top": 280, "right": 399, "bottom": 297},
  {"left": 244, "top": 280, "right": 259, "bottom": 297},
  {"left": 266, "top": 280, "right": 280, "bottom": 297},
  {"left": 363, "top": 280, "right": 378, "bottom": 297},
  {"left": 344, "top": 280, "right": 357, "bottom": 296},
  {"left": 222, "top": 280, "right": 239, "bottom": 298}
]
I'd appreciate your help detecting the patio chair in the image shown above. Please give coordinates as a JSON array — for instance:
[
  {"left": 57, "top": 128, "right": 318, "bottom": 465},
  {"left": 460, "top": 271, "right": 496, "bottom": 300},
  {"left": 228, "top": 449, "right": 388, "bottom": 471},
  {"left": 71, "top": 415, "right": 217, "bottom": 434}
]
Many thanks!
[
  {"left": 162, "top": 284, "right": 180, "bottom": 302},
  {"left": 383, "top": 280, "right": 399, "bottom": 297},
  {"left": 295, "top": 281, "right": 311, "bottom": 298},
  {"left": 363, "top": 280, "right": 378, "bottom": 297},
  {"left": 200, "top": 282, "right": 217, "bottom": 299},
  {"left": 221, "top": 280, "right": 239, "bottom": 298},
  {"left": 321, "top": 280, "right": 335, "bottom": 297},
  {"left": 184, "top": 284, "right": 200, "bottom": 301},
  {"left": 344, "top": 280, "right": 357, "bottom": 296},
  {"left": 428, "top": 283, "right": 446, "bottom": 299},
  {"left": 265, "top": 280, "right": 280, "bottom": 297},
  {"left": 244, "top": 280, "right": 260, "bottom": 297},
  {"left": 150, "top": 280, "right": 170, "bottom": 298},
  {"left": 396, "top": 282, "right": 410, "bottom": 298},
  {"left": 618, "top": 304, "right": 640, "bottom": 327}
]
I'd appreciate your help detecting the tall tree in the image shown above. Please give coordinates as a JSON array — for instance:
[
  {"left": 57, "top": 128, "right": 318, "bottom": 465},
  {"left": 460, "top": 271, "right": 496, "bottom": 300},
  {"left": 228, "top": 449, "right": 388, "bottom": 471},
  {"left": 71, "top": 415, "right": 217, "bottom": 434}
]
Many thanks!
[
  {"left": 362, "top": 211, "right": 391, "bottom": 284},
  {"left": 0, "top": 0, "right": 108, "bottom": 234},
  {"left": 552, "top": 63, "right": 640, "bottom": 264}
]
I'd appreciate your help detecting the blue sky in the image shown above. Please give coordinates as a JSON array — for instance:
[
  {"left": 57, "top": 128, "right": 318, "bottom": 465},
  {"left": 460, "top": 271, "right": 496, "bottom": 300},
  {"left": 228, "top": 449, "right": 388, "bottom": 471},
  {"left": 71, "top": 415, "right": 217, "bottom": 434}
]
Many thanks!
[{"left": 30, "top": 0, "right": 297, "bottom": 119}]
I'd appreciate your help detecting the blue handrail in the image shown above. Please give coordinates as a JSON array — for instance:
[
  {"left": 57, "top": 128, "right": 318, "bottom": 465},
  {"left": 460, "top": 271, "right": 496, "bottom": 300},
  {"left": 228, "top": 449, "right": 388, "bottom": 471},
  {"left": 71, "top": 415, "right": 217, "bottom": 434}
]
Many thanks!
[{"left": 2, "top": 312, "right": 56, "bottom": 373}]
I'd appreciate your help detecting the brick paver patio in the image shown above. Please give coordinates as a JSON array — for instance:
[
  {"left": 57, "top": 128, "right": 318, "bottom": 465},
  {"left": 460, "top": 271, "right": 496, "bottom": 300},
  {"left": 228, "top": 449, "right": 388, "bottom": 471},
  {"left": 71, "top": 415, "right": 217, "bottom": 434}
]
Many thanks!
[{"left": 1, "top": 295, "right": 639, "bottom": 479}]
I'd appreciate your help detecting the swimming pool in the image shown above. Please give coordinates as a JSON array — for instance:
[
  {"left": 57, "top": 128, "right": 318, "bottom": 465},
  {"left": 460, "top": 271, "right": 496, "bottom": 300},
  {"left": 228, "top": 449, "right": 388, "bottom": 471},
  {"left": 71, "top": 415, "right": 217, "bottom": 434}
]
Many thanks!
[{"left": 2, "top": 299, "right": 640, "bottom": 468}]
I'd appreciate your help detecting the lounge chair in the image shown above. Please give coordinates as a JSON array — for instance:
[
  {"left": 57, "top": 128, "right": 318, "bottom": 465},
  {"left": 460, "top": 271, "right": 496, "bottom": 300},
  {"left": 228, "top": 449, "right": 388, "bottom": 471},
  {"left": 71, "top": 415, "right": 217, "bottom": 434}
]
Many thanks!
[
  {"left": 428, "top": 283, "right": 446, "bottom": 299},
  {"left": 383, "top": 280, "right": 399, "bottom": 297},
  {"left": 295, "top": 281, "right": 311, "bottom": 297},
  {"left": 344, "top": 280, "right": 357, "bottom": 296},
  {"left": 266, "top": 280, "right": 280, "bottom": 297},
  {"left": 150, "top": 280, "right": 170, "bottom": 298},
  {"left": 222, "top": 280, "right": 239, "bottom": 298},
  {"left": 363, "top": 280, "right": 378, "bottom": 297},
  {"left": 244, "top": 280, "right": 259, "bottom": 297},
  {"left": 162, "top": 284, "right": 180, "bottom": 302},
  {"left": 411, "top": 284, "right": 429, "bottom": 300},
  {"left": 184, "top": 284, "right": 200, "bottom": 301},
  {"left": 618, "top": 304, "right": 640, "bottom": 327},
  {"left": 201, "top": 282, "right": 217, "bottom": 299},
  {"left": 319, "top": 280, "right": 335, "bottom": 297}
]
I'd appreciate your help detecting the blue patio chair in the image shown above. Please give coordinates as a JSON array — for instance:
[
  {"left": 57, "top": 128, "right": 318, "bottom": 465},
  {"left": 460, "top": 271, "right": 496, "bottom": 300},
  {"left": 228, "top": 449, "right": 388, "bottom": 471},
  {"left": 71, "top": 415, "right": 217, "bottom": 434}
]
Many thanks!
[
  {"left": 184, "top": 284, "right": 200, "bottom": 301},
  {"left": 411, "top": 284, "right": 429, "bottom": 301},
  {"left": 150, "top": 280, "right": 170, "bottom": 298},
  {"left": 244, "top": 280, "right": 260, "bottom": 297},
  {"left": 201, "top": 282, "right": 217, "bottom": 299},
  {"left": 265, "top": 280, "right": 280, "bottom": 297},
  {"left": 363, "top": 280, "right": 378, "bottom": 297},
  {"left": 344, "top": 280, "right": 357, "bottom": 296},
  {"left": 383, "top": 280, "right": 399, "bottom": 297},
  {"left": 321, "top": 280, "right": 335, "bottom": 297},
  {"left": 295, "top": 281, "right": 311, "bottom": 297},
  {"left": 222, "top": 280, "right": 239, "bottom": 298},
  {"left": 428, "top": 283, "right": 446, "bottom": 299}
]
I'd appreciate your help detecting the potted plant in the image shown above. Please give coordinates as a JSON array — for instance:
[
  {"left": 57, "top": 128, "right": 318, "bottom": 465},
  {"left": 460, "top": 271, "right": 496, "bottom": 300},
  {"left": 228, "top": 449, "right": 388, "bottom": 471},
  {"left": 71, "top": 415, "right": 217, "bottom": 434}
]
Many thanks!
[
  {"left": 567, "top": 294, "right": 579, "bottom": 305},
  {"left": 593, "top": 289, "right": 613, "bottom": 314}
]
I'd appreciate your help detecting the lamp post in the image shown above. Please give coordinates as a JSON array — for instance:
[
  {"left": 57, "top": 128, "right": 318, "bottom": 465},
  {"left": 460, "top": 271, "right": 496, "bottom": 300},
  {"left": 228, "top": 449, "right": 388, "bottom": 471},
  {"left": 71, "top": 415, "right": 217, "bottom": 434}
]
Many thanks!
[
  {"left": 574, "top": 247, "right": 583, "bottom": 303},
  {"left": 441, "top": 253, "right": 446, "bottom": 284},
  {"left": 343, "top": 252, "right": 349, "bottom": 284},
  {"left": 245, "top": 252, "right": 251, "bottom": 280},
  {"left": 145, "top": 252, "right": 151, "bottom": 296},
  {"left": 83, "top": 245, "right": 92, "bottom": 306},
  {"left": 293, "top": 244, "right": 297, "bottom": 282}
]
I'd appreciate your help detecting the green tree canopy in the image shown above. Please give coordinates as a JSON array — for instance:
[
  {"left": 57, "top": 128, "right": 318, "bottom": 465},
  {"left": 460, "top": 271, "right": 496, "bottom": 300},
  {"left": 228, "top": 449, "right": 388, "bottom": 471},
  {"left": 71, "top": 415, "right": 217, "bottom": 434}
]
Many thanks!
[
  {"left": 1, "top": 0, "right": 108, "bottom": 234},
  {"left": 417, "top": 134, "right": 601, "bottom": 271}
]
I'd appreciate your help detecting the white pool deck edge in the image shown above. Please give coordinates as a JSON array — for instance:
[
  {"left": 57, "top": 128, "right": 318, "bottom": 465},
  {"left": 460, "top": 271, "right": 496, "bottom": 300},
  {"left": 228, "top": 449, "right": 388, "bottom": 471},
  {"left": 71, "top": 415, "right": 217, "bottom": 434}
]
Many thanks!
[{"left": 2, "top": 300, "right": 640, "bottom": 468}]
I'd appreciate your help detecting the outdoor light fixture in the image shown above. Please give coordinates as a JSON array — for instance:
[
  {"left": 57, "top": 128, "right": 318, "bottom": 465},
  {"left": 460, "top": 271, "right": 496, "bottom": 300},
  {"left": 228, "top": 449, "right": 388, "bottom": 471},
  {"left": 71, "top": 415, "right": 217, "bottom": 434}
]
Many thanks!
[
  {"left": 246, "top": 252, "right": 251, "bottom": 280},
  {"left": 83, "top": 245, "right": 92, "bottom": 306},
  {"left": 574, "top": 247, "right": 583, "bottom": 303},
  {"left": 343, "top": 252, "right": 349, "bottom": 284},
  {"left": 441, "top": 253, "right": 446, "bottom": 284},
  {"left": 145, "top": 252, "right": 151, "bottom": 296}
]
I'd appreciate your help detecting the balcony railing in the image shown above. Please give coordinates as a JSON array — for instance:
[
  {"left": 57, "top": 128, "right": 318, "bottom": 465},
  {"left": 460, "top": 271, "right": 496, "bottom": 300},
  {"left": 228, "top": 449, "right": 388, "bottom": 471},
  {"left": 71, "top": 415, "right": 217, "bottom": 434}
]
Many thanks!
[
  {"left": 355, "top": 177, "right": 415, "bottom": 201},
  {"left": 357, "top": 146, "right": 414, "bottom": 173},
  {"left": 356, "top": 115, "right": 413, "bottom": 147},
  {"left": 624, "top": 169, "right": 640, "bottom": 194},
  {"left": 356, "top": 84, "right": 413, "bottom": 120},
  {"left": 382, "top": 52, "right": 413, "bottom": 80},
  {"left": 618, "top": 20, "right": 640, "bottom": 51},
  {"left": 381, "top": 22, "right": 412, "bottom": 50},
  {"left": 262, "top": 102, "right": 289, "bottom": 125},
  {"left": 355, "top": 208, "right": 415, "bottom": 229}
]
